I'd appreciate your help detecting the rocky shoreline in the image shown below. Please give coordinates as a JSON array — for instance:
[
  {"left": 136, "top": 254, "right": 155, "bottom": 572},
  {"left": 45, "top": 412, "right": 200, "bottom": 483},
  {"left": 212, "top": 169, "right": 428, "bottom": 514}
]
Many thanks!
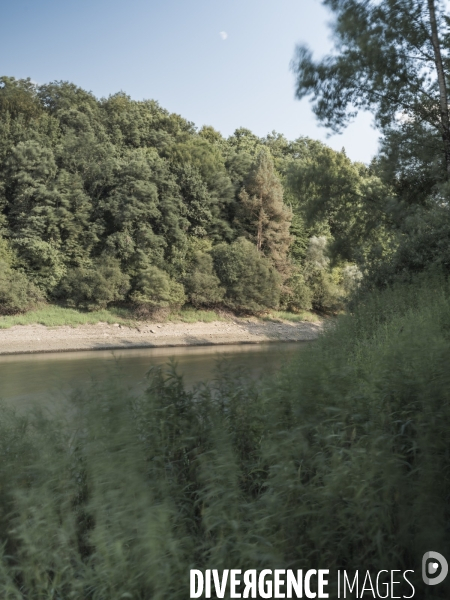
[{"left": 0, "top": 318, "right": 322, "bottom": 355}]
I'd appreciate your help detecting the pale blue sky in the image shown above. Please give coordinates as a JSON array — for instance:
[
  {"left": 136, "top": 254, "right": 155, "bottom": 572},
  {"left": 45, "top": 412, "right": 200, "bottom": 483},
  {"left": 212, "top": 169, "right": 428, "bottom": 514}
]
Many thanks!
[{"left": 1, "top": 0, "right": 379, "bottom": 162}]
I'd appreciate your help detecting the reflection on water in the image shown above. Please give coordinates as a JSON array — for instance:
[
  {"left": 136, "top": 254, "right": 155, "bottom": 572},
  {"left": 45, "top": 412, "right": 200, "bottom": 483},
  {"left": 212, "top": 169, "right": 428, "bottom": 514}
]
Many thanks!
[{"left": 0, "top": 342, "right": 309, "bottom": 410}]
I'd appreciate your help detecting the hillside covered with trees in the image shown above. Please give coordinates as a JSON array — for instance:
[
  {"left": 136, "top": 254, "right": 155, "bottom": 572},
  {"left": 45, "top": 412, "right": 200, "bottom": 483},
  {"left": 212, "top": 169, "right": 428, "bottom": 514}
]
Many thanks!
[{"left": 0, "top": 75, "right": 385, "bottom": 318}]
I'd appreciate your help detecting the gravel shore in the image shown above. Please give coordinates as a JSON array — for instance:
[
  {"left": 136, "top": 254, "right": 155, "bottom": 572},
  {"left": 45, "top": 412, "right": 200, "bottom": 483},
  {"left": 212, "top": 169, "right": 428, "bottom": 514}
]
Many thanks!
[{"left": 0, "top": 318, "right": 322, "bottom": 355}]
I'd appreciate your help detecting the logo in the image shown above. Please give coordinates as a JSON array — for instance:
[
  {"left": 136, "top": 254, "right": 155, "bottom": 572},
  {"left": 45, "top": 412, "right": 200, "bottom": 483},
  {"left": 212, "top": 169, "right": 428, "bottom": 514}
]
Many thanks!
[{"left": 422, "top": 551, "right": 448, "bottom": 585}]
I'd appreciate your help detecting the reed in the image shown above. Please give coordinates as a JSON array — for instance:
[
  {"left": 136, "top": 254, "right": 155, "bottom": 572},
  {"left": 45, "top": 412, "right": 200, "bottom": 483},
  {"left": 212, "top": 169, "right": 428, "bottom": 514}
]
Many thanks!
[{"left": 0, "top": 272, "right": 449, "bottom": 598}]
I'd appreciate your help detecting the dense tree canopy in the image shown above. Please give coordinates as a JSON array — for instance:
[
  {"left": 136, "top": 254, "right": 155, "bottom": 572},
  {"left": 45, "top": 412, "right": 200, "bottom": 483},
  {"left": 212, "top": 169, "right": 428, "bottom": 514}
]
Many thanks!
[
  {"left": 292, "top": 0, "right": 450, "bottom": 293},
  {"left": 1, "top": 75, "right": 372, "bottom": 315}
]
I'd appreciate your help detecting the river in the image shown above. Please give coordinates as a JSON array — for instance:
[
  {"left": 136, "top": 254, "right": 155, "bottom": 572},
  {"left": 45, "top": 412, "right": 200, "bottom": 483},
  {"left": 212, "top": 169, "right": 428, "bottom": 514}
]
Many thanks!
[{"left": 0, "top": 342, "right": 309, "bottom": 411}]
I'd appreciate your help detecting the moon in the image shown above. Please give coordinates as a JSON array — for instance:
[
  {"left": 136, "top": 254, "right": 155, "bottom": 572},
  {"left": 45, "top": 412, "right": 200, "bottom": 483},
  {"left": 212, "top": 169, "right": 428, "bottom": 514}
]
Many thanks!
[{"left": 219, "top": 31, "right": 228, "bottom": 40}]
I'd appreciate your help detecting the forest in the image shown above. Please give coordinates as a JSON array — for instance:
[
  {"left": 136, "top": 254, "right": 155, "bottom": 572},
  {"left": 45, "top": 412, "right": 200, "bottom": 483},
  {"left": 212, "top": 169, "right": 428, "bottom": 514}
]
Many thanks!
[
  {"left": 1, "top": 0, "right": 450, "bottom": 597},
  {"left": 2, "top": 59, "right": 449, "bottom": 321},
  {"left": 0, "top": 74, "right": 396, "bottom": 318}
]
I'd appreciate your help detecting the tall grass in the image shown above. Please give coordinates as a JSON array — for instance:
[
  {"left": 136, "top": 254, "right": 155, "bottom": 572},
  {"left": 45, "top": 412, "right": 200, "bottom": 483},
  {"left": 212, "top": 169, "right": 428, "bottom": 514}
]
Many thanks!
[
  {"left": 0, "top": 272, "right": 449, "bottom": 598},
  {"left": 166, "top": 308, "right": 225, "bottom": 323},
  {"left": 0, "top": 304, "right": 316, "bottom": 329},
  {"left": 262, "top": 309, "right": 322, "bottom": 323},
  {"left": 0, "top": 305, "right": 225, "bottom": 328},
  {"left": 0, "top": 305, "right": 136, "bottom": 328}
]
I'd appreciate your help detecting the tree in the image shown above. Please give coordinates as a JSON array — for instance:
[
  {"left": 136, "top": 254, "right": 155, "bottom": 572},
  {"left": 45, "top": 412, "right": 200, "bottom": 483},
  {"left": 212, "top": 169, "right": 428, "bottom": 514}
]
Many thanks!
[
  {"left": 286, "top": 138, "right": 392, "bottom": 264},
  {"left": 3, "top": 74, "right": 375, "bottom": 315},
  {"left": 212, "top": 238, "right": 281, "bottom": 313},
  {"left": 292, "top": 0, "right": 450, "bottom": 175},
  {"left": 130, "top": 266, "right": 185, "bottom": 311},
  {"left": 236, "top": 150, "right": 292, "bottom": 270},
  {"left": 0, "top": 260, "right": 43, "bottom": 314},
  {"left": 184, "top": 251, "right": 224, "bottom": 308},
  {"left": 0, "top": 76, "right": 41, "bottom": 121},
  {"left": 58, "top": 257, "right": 130, "bottom": 310}
]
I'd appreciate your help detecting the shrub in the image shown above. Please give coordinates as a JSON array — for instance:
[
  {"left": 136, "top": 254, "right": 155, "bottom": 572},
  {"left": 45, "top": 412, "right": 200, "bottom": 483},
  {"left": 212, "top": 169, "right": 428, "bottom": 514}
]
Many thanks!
[
  {"left": 341, "top": 263, "right": 363, "bottom": 293},
  {"left": 362, "top": 205, "right": 450, "bottom": 292},
  {"left": 212, "top": 237, "right": 280, "bottom": 313},
  {"left": 0, "top": 261, "right": 44, "bottom": 315},
  {"left": 281, "top": 269, "right": 313, "bottom": 311},
  {"left": 58, "top": 257, "right": 130, "bottom": 310},
  {"left": 130, "top": 265, "right": 186, "bottom": 313},
  {"left": 184, "top": 252, "right": 224, "bottom": 308},
  {"left": 14, "top": 237, "right": 66, "bottom": 293},
  {"left": 302, "top": 236, "right": 345, "bottom": 312},
  {"left": 307, "top": 268, "right": 343, "bottom": 312},
  {"left": 0, "top": 237, "right": 15, "bottom": 266}
]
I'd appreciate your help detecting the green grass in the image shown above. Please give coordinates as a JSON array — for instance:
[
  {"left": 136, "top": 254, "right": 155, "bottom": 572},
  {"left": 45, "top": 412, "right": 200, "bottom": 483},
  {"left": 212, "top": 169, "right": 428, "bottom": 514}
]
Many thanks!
[
  {"left": 0, "top": 305, "right": 136, "bottom": 329},
  {"left": 0, "top": 304, "right": 227, "bottom": 329},
  {"left": 166, "top": 308, "right": 225, "bottom": 323},
  {"left": 262, "top": 309, "right": 322, "bottom": 323},
  {"left": 0, "top": 305, "right": 326, "bottom": 330},
  {"left": 0, "top": 303, "right": 320, "bottom": 330}
]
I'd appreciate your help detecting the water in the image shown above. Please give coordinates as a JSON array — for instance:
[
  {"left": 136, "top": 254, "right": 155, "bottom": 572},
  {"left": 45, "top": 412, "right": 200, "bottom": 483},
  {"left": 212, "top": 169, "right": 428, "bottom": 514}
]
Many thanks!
[{"left": 0, "top": 342, "right": 309, "bottom": 411}]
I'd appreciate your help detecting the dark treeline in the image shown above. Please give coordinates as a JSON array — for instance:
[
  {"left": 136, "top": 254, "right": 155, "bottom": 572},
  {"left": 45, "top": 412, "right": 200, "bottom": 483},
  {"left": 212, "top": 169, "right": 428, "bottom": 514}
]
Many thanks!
[{"left": 0, "top": 75, "right": 384, "bottom": 317}]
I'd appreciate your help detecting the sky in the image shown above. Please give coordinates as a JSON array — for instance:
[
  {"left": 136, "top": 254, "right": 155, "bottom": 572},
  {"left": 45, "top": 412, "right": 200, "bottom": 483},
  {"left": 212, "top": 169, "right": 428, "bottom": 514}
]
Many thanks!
[{"left": 1, "top": 0, "right": 380, "bottom": 163}]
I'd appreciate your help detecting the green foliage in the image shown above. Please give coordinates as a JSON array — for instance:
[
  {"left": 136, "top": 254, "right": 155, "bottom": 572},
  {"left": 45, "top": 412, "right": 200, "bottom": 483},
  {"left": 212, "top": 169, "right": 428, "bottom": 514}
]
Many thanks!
[
  {"left": 0, "top": 274, "right": 449, "bottom": 597},
  {"left": 362, "top": 205, "right": 450, "bottom": 291},
  {"left": 130, "top": 265, "right": 186, "bottom": 310},
  {"left": 184, "top": 251, "right": 224, "bottom": 308},
  {"left": 262, "top": 309, "right": 321, "bottom": 323},
  {"left": 286, "top": 137, "right": 392, "bottom": 264},
  {"left": 58, "top": 257, "right": 130, "bottom": 310},
  {"left": 166, "top": 308, "right": 225, "bottom": 323},
  {"left": 0, "top": 261, "right": 43, "bottom": 315},
  {"left": 1, "top": 74, "right": 379, "bottom": 316},
  {"left": 0, "top": 306, "right": 224, "bottom": 329},
  {"left": 0, "top": 305, "right": 135, "bottom": 329},
  {"left": 14, "top": 237, "right": 66, "bottom": 293},
  {"left": 289, "top": 1, "right": 450, "bottom": 293},
  {"left": 292, "top": 0, "right": 446, "bottom": 139},
  {"left": 306, "top": 268, "right": 342, "bottom": 312},
  {"left": 285, "top": 236, "right": 345, "bottom": 313},
  {"left": 0, "top": 237, "right": 14, "bottom": 265},
  {"left": 0, "top": 76, "right": 41, "bottom": 120},
  {"left": 281, "top": 270, "right": 313, "bottom": 311},
  {"left": 288, "top": 212, "right": 309, "bottom": 263},
  {"left": 236, "top": 149, "right": 292, "bottom": 270},
  {"left": 212, "top": 237, "right": 280, "bottom": 313}
]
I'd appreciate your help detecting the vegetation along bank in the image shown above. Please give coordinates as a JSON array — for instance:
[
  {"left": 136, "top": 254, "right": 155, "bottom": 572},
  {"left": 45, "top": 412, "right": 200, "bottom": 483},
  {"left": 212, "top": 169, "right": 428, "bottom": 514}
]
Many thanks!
[{"left": 0, "top": 76, "right": 365, "bottom": 323}]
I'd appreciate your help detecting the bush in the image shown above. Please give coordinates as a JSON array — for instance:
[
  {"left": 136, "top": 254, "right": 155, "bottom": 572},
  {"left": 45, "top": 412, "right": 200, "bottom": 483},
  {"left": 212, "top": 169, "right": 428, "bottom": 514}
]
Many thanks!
[
  {"left": 301, "top": 236, "right": 345, "bottom": 312},
  {"left": 58, "top": 257, "right": 130, "bottom": 310},
  {"left": 212, "top": 237, "right": 280, "bottom": 312},
  {"left": 0, "top": 237, "right": 15, "bottom": 266},
  {"left": 14, "top": 237, "right": 66, "bottom": 293},
  {"left": 0, "top": 261, "right": 44, "bottom": 315},
  {"left": 281, "top": 269, "right": 313, "bottom": 311},
  {"left": 130, "top": 265, "right": 186, "bottom": 313},
  {"left": 184, "top": 252, "right": 224, "bottom": 308},
  {"left": 362, "top": 205, "right": 450, "bottom": 292},
  {"left": 341, "top": 263, "right": 362, "bottom": 294},
  {"left": 307, "top": 268, "right": 343, "bottom": 312}
]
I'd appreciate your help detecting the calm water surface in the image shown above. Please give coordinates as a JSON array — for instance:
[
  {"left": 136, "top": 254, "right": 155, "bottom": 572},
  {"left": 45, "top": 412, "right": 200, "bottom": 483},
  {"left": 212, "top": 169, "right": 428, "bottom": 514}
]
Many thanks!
[{"left": 0, "top": 342, "right": 309, "bottom": 410}]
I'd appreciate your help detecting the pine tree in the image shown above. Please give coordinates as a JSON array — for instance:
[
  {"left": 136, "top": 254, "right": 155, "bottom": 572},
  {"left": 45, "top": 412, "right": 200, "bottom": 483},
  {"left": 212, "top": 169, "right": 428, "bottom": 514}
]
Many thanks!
[{"left": 236, "top": 150, "right": 292, "bottom": 272}]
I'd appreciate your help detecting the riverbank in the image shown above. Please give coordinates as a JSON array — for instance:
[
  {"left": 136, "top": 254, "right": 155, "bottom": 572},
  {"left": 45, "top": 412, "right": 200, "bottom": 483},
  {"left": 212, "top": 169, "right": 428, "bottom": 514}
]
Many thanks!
[{"left": 0, "top": 317, "right": 323, "bottom": 355}]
